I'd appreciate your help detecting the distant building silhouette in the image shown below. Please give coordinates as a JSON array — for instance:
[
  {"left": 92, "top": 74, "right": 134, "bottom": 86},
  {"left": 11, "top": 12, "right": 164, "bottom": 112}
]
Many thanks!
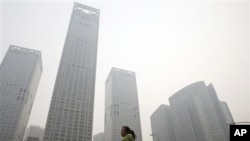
[
  {"left": 23, "top": 125, "right": 44, "bottom": 141},
  {"left": 43, "top": 2, "right": 100, "bottom": 141},
  {"left": 93, "top": 132, "right": 104, "bottom": 141},
  {"left": 150, "top": 105, "right": 176, "bottom": 141},
  {"left": 104, "top": 68, "right": 142, "bottom": 141},
  {"left": 151, "top": 81, "right": 234, "bottom": 141},
  {"left": 0, "top": 45, "right": 42, "bottom": 141},
  {"left": 168, "top": 81, "right": 231, "bottom": 141}
]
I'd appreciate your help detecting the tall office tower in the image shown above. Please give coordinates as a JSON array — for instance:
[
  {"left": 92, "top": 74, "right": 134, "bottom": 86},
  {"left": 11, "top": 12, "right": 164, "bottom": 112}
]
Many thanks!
[
  {"left": 0, "top": 45, "right": 42, "bottom": 141},
  {"left": 23, "top": 125, "right": 44, "bottom": 141},
  {"left": 43, "top": 2, "right": 99, "bottom": 141},
  {"left": 169, "top": 81, "right": 230, "bottom": 141},
  {"left": 150, "top": 105, "right": 176, "bottom": 141},
  {"left": 104, "top": 68, "right": 142, "bottom": 141}
]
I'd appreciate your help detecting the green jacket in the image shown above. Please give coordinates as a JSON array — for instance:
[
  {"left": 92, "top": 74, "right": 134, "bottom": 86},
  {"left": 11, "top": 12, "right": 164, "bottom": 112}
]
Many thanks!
[{"left": 122, "top": 134, "right": 134, "bottom": 141}]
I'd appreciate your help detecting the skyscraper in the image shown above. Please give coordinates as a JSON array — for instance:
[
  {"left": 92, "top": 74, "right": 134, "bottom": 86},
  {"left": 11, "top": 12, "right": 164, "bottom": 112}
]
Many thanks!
[
  {"left": 43, "top": 2, "right": 99, "bottom": 141},
  {"left": 104, "top": 68, "right": 142, "bottom": 141},
  {"left": 0, "top": 45, "right": 42, "bottom": 141},
  {"left": 169, "top": 81, "right": 230, "bottom": 141},
  {"left": 150, "top": 105, "right": 176, "bottom": 141}
]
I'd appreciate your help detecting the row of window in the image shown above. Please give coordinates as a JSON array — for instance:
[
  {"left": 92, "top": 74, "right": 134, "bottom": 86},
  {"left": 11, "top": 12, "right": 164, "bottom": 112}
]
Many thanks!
[{"left": 44, "top": 136, "right": 91, "bottom": 141}]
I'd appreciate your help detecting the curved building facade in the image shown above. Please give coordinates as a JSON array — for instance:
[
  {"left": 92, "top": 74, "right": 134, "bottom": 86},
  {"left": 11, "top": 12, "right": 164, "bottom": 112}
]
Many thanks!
[{"left": 169, "top": 81, "right": 230, "bottom": 141}]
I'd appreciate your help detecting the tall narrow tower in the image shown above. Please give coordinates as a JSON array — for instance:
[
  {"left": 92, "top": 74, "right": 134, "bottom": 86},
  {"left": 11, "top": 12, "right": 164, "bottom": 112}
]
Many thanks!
[
  {"left": 43, "top": 2, "right": 100, "bottom": 141},
  {"left": 105, "top": 68, "right": 142, "bottom": 141},
  {"left": 0, "top": 45, "right": 42, "bottom": 141}
]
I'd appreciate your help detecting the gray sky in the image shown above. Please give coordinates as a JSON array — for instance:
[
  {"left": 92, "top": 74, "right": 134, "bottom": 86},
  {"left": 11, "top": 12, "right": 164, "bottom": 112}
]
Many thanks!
[{"left": 1, "top": 0, "right": 249, "bottom": 141}]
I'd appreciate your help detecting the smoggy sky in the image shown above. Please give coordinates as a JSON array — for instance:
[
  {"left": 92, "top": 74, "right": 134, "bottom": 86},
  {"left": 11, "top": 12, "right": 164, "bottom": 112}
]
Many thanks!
[{"left": 1, "top": 0, "right": 249, "bottom": 141}]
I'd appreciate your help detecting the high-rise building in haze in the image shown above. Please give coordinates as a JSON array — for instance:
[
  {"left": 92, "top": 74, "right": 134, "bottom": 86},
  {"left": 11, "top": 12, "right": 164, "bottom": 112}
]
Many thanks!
[
  {"left": 23, "top": 125, "right": 44, "bottom": 141},
  {"left": 0, "top": 45, "right": 42, "bottom": 141},
  {"left": 93, "top": 132, "right": 104, "bottom": 141},
  {"left": 220, "top": 101, "right": 234, "bottom": 124},
  {"left": 43, "top": 2, "right": 99, "bottom": 141},
  {"left": 150, "top": 105, "right": 176, "bottom": 141},
  {"left": 169, "top": 81, "right": 230, "bottom": 141},
  {"left": 104, "top": 68, "right": 142, "bottom": 141}
]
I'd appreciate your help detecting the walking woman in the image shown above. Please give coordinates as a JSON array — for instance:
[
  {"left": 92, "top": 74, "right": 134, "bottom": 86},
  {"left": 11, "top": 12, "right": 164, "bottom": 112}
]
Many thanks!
[{"left": 121, "top": 126, "right": 136, "bottom": 141}]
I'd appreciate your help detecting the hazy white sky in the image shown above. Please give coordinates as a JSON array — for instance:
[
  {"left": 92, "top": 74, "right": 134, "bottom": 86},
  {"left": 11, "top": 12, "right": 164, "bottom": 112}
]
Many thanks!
[{"left": 1, "top": 0, "right": 249, "bottom": 141}]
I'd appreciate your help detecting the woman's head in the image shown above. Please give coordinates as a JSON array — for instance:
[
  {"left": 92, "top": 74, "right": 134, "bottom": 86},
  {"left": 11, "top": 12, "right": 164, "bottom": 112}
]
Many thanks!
[
  {"left": 121, "top": 126, "right": 136, "bottom": 139},
  {"left": 121, "top": 126, "right": 130, "bottom": 137},
  {"left": 130, "top": 130, "right": 136, "bottom": 139}
]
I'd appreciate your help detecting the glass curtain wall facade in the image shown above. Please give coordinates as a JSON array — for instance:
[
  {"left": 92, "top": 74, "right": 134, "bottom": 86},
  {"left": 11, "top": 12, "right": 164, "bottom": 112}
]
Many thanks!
[
  {"left": 43, "top": 2, "right": 99, "bottom": 141},
  {"left": 169, "top": 81, "right": 229, "bottom": 141},
  {"left": 220, "top": 101, "right": 234, "bottom": 124},
  {"left": 0, "top": 45, "right": 42, "bottom": 141},
  {"left": 104, "top": 68, "right": 142, "bottom": 141}
]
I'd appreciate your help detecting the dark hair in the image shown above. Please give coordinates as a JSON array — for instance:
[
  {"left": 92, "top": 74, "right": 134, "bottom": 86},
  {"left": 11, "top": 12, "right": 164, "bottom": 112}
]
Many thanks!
[
  {"left": 130, "top": 129, "right": 136, "bottom": 139},
  {"left": 122, "top": 126, "right": 136, "bottom": 139}
]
